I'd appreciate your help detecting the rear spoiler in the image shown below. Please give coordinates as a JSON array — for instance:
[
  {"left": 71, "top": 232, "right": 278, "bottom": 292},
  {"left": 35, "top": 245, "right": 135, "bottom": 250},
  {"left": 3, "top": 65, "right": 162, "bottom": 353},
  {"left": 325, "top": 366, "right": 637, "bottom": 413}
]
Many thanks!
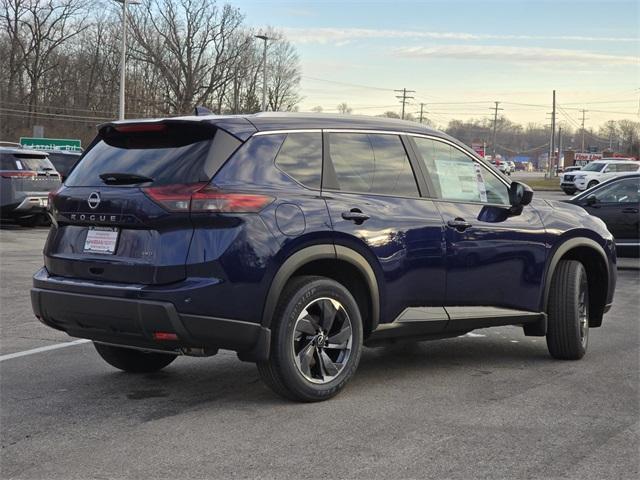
[{"left": 98, "top": 117, "right": 257, "bottom": 141}]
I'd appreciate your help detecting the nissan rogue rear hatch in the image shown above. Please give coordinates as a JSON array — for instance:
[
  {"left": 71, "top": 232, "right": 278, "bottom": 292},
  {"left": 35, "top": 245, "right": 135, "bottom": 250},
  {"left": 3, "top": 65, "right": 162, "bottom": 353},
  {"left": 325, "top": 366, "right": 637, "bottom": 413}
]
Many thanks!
[{"left": 46, "top": 121, "right": 241, "bottom": 285}]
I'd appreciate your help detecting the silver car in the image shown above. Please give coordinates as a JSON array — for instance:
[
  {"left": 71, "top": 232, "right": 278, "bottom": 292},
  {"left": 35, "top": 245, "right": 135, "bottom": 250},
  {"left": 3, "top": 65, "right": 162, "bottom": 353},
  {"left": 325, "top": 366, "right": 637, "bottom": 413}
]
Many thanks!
[{"left": 0, "top": 145, "right": 61, "bottom": 226}]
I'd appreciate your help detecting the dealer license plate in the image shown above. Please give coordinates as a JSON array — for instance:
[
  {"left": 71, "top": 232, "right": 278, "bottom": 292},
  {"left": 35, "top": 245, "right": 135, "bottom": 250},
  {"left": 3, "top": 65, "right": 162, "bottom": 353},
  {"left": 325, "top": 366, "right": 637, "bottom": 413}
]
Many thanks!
[{"left": 83, "top": 227, "right": 119, "bottom": 254}]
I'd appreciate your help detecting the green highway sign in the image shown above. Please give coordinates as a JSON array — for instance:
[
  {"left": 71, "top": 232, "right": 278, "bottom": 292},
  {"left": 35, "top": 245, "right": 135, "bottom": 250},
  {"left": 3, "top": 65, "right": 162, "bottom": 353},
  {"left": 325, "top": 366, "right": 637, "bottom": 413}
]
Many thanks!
[{"left": 19, "top": 137, "right": 82, "bottom": 151}]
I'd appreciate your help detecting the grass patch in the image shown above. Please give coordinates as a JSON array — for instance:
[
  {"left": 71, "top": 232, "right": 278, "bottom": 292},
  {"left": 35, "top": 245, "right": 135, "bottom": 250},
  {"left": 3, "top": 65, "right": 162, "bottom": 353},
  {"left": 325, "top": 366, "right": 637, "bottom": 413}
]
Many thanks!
[{"left": 520, "top": 177, "right": 561, "bottom": 190}]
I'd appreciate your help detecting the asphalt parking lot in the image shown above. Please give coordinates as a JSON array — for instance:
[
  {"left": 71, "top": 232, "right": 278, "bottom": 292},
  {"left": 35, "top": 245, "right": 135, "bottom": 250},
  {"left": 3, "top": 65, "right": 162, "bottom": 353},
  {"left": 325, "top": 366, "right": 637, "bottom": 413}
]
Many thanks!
[{"left": 1, "top": 198, "right": 639, "bottom": 479}]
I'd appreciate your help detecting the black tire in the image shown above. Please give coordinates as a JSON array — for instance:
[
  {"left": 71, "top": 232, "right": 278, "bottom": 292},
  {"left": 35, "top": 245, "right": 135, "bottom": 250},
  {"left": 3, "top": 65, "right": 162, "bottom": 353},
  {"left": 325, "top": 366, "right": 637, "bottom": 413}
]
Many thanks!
[
  {"left": 587, "top": 180, "right": 598, "bottom": 189},
  {"left": 563, "top": 189, "right": 576, "bottom": 196},
  {"left": 546, "top": 260, "right": 590, "bottom": 360},
  {"left": 257, "top": 276, "right": 363, "bottom": 402},
  {"left": 93, "top": 342, "right": 177, "bottom": 373}
]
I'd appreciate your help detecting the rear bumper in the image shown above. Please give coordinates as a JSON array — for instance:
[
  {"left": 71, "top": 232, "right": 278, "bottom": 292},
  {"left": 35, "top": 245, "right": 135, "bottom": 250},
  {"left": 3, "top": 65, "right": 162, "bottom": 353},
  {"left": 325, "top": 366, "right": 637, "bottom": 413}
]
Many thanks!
[
  {"left": 15, "top": 195, "right": 48, "bottom": 211},
  {"left": 31, "top": 270, "right": 270, "bottom": 361}
]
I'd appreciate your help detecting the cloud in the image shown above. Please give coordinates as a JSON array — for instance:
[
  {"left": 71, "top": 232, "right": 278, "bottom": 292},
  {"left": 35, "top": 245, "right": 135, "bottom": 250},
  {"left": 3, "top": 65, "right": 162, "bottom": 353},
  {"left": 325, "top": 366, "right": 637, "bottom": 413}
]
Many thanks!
[
  {"left": 394, "top": 45, "right": 639, "bottom": 66},
  {"left": 282, "top": 27, "right": 638, "bottom": 45}
]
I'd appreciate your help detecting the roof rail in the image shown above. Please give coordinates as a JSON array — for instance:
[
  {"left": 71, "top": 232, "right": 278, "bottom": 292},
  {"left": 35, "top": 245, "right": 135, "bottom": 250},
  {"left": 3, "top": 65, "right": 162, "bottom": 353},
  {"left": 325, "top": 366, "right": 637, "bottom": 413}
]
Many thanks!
[{"left": 0, "top": 141, "right": 22, "bottom": 148}]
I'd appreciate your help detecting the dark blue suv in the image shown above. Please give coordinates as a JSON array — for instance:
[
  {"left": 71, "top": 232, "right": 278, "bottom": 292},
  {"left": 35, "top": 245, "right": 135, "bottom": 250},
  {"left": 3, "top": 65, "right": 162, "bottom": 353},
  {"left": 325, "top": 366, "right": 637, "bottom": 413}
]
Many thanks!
[{"left": 31, "top": 113, "right": 617, "bottom": 401}]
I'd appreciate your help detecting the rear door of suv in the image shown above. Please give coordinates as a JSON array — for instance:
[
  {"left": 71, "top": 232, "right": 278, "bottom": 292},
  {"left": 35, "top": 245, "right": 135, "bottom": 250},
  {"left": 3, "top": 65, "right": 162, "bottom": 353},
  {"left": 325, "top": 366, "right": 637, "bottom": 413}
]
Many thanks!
[
  {"left": 47, "top": 121, "right": 240, "bottom": 285},
  {"left": 409, "top": 135, "right": 547, "bottom": 315},
  {"left": 322, "top": 131, "right": 447, "bottom": 327}
]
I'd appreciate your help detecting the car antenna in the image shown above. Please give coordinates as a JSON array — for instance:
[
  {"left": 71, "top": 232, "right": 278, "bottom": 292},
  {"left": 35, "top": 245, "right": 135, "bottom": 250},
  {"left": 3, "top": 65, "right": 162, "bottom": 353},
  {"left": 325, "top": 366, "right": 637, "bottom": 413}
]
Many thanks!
[{"left": 194, "top": 105, "right": 214, "bottom": 116}]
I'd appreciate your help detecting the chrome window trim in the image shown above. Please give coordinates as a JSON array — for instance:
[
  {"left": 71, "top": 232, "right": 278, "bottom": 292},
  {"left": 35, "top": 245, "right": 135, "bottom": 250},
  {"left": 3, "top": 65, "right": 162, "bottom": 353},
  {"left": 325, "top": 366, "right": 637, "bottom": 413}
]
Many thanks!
[{"left": 253, "top": 129, "right": 322, "bottom": 136}]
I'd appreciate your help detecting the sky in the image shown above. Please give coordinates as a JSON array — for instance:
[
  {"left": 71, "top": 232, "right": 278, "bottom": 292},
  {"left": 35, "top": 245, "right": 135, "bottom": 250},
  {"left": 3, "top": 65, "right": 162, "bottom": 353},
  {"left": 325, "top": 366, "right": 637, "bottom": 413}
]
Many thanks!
[{"left": 234, "top": 0, "right": 639, "bottom": 129}]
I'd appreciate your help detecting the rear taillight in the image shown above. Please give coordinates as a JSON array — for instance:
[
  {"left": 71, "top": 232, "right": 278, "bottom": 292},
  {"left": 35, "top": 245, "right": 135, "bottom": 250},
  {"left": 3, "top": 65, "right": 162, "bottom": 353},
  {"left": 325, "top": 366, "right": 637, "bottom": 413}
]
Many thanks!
[
  {"left": 0, "top": 170, "right": 36, "bottom": 179},
  {"left": 143, "top": 183, "right": 273, "bottom": 213},
  {"left": 48, "top": 186, "right": 63, "bottom": 209}
]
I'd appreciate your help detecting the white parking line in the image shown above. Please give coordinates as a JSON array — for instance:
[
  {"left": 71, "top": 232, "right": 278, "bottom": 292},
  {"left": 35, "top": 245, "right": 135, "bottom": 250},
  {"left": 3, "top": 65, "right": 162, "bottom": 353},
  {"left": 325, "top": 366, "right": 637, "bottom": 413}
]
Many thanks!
[{"left": 0, "top": 339, "right": 91, "bottom": 362}]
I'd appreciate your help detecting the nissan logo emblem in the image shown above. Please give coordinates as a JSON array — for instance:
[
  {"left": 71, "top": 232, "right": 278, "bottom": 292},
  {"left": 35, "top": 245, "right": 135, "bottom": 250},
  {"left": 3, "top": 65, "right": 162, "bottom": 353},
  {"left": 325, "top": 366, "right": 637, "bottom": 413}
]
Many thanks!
[{"left": 87, "top": 192, "right": 101, "bottom": 209}]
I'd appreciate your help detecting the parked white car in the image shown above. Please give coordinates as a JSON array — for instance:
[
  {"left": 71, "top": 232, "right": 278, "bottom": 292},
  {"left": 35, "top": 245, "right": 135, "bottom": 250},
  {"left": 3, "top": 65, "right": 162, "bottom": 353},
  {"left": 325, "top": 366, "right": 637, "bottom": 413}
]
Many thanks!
[{"left": 560, "top": 159, "right": 639, "bottom": 195}]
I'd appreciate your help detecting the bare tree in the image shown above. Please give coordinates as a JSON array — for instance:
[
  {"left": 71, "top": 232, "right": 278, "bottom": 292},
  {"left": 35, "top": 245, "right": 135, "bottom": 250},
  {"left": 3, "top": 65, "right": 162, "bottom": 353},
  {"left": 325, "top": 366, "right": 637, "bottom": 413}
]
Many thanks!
[
  {"left": 337, "top": 102, "right": 352, "bottom": 114},
  {"left": 128, "top": 0, "right": 247, "bottom": 114},
  {"left": 266, "top": 35, "right": 301, "bottom": 111},
  {"left": 15, "top": 0, "right": 90, "bottom": 116}
]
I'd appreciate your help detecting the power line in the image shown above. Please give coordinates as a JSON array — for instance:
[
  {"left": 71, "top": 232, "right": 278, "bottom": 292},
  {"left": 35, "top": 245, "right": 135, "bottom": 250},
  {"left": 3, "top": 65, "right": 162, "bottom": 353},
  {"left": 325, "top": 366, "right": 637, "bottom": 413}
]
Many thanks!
[
  {"left": 0, "top": 107, "right": 112, "bottom": 121},
  {"left": 394, "top": 88, "right": 415, "bottom": 120},
  {"left": 302, "top": 75, "right": 395, "bottom": 92}
]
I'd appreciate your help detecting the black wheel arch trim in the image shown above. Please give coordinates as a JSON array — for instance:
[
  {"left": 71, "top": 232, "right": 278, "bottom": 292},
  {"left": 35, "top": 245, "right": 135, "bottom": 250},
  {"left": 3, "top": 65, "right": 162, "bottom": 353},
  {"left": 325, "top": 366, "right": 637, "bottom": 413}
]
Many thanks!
[
  {"left": 260, "top": 244, "right": 381, "bottom": 331},
  {"left": 541, "top": 236, "right": 609, "bottom": 312}
]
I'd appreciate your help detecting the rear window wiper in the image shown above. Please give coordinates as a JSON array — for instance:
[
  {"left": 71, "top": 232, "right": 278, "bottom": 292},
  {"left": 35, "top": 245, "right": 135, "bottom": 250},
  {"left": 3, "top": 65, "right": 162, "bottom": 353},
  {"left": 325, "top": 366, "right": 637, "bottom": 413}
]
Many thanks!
[{"left": 99, "top": 172, "right": 154, "bottom": 185}]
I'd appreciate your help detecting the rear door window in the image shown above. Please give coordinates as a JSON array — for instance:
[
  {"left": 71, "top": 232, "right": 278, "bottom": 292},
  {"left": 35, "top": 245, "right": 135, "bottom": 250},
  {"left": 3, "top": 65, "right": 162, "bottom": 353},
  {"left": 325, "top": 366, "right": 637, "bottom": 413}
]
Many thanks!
[
  {"left": 327, "top": 133, "right": 419, "bottom": 197},
  {"left": 275, "top": 132, "right": 322, "bottom": 189},
  {"left": 66, "top": 125, "right": 240, "bottom": 187},
  {"left": 0, "top": 154, "right": 18, "bottom": 170}
]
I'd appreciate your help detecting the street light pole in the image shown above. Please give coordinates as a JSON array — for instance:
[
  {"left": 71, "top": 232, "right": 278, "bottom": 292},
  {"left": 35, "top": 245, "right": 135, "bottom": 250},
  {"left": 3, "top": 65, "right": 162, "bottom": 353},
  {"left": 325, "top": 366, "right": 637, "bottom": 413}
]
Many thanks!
[
  {"left": 115, "top": 0, "right": 140, "bottom": 120},
  {"left": 255, "top": 34, "right": 269, "bottom": 112}
]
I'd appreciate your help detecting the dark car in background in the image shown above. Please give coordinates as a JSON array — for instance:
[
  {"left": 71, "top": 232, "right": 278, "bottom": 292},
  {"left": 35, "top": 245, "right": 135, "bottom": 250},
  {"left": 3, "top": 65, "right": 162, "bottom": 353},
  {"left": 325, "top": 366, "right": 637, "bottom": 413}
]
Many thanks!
[
  {"left": 45, "top": 150, "right": 82, "bottom": 180},
  {"left": 31, "top": 113, "right": 616, "bottom": 402},
  {"left": 568, "top": 174, "right": 639, "bottom": 257},
  {"left": 1, "top": 145, "right": 61, "bottom": 226}
]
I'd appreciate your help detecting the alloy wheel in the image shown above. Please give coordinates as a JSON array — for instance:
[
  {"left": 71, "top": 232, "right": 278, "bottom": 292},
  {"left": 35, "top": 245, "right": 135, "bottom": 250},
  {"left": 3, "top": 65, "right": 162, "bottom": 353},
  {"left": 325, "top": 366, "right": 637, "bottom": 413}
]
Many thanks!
[
  {"left": 292, "top": 297, "right": 353, "bottom": 384},
  {"left": 578, "top": 275, "right": 589, "bottom": 348}
]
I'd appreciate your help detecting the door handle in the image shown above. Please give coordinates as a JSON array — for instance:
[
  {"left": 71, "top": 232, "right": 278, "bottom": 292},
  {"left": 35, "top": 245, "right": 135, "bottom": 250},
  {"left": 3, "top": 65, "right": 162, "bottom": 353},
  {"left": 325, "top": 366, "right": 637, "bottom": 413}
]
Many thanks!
[
  {"left": 341, "top": 209, "right": 370, "bottom": 224},
  {"left": 447, "top": 217, "right": 472, "bottom": 231},
  {"left": 622, "top": 207, "right": 639, "bottom": 214}
]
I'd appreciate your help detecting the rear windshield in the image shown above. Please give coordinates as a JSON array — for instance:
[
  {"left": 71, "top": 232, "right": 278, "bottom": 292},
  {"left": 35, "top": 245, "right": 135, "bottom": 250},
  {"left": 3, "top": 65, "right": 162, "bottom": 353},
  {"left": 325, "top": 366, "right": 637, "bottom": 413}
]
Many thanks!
[
  {"left": 0, "top": 152, "right": 54, "bottom": 172},
  {"left": 65, "top": 124, "right": 240, "bottom": 187}
]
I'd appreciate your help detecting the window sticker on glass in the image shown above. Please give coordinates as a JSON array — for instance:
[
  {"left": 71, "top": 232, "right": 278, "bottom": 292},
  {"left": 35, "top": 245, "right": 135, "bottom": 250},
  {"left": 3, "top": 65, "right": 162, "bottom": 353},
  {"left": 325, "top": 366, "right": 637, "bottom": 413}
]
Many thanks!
[
  {"left": 15, "top": 160, "right": 23, "bottom": 170},
  {"left": 475, "top": 163, "right": 488, "bottom": 203},
  {"left": 435, "top": 158, "right": 481, "bottom": 202}
]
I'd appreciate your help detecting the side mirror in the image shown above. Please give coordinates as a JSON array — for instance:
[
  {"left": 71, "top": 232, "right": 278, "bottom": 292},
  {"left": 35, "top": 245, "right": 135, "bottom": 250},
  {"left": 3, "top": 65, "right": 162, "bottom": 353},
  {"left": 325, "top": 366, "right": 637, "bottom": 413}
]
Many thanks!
[
  {"left": 586, "top": 195, "right": 597, "bottom": 206},
  {"left": 508, "top": 181, "right": 534, "bottom": 209}
]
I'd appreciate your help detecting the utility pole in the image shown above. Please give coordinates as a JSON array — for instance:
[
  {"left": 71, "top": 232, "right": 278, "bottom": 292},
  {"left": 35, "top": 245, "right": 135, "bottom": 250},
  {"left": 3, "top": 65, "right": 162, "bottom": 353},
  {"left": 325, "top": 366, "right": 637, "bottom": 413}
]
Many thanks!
[
  {"left": 580, "top": 109, "right": 588, "bottom": 152},
  {"left": 115, "top": 0, "right": 140, "bottom": 120},
  {"left": 417, "top": 103, "right": 427, "bottom": 123},
  {"left": 549, "top": 90, "right": 556, "bottom": 177},
  {"left": 490, "top": 101, "right": 503, "bottom": 158},
  {"left": 557, "top": 125, "right": 563, "bottom": 170},
  {"left": 395, "top": 88, "right": 415, "bottom": 120},
  {"left": 255, "top": 34, "right": 270, "bottom": 112}
]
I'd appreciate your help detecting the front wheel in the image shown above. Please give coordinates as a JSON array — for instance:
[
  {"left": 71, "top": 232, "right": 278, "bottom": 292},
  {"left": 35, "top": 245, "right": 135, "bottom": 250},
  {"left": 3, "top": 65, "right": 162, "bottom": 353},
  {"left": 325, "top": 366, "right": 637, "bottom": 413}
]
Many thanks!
[
  {"left": 257, "top": 276, "right": 363, "bottom": 402},
  {"left": 587, "top": 180, "right": 599, "bottom": 189},
  {"left": 93, "top": 342, "right": 177, "bottom": 373},
  {"left": 546, "top": 260, "right": 589, "bottom": 360}
]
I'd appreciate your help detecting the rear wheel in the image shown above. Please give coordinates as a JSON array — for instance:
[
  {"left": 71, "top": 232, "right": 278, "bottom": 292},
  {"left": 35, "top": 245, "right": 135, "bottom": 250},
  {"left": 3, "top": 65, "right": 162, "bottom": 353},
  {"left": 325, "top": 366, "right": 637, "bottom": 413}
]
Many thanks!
[
  {"left": 546, "top": 260, "right": 589, "bottom": 360},
  {"left": 93, "top": 342, "right": 177, "bottom": 373},
  {"left": 257, "top": 276, "right": 363, "bottom": 402}
]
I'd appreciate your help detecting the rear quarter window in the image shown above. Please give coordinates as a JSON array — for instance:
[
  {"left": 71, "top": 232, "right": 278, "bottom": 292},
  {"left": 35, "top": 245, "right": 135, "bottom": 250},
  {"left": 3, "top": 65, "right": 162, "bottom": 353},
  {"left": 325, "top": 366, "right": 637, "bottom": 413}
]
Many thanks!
[{"left": 274, "top": 132, "right": 322, "bottom": 189}]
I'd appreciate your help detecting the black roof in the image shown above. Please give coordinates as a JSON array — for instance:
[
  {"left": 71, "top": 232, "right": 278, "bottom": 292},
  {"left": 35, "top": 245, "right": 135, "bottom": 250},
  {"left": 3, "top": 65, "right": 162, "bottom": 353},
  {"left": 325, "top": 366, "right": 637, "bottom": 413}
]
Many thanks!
[
  {"left": 245, "top": 112, "right": 442, "bottom": 136},
  {"left": 102, "top": 112, "right": 447, "bottom": 142}
]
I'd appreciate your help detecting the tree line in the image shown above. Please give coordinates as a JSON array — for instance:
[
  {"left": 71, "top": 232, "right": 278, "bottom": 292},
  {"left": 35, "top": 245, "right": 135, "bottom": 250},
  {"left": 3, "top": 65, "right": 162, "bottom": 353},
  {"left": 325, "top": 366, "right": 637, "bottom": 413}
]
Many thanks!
[{"left": 0, "top": 0, "right": 302, "bottom": 144}]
